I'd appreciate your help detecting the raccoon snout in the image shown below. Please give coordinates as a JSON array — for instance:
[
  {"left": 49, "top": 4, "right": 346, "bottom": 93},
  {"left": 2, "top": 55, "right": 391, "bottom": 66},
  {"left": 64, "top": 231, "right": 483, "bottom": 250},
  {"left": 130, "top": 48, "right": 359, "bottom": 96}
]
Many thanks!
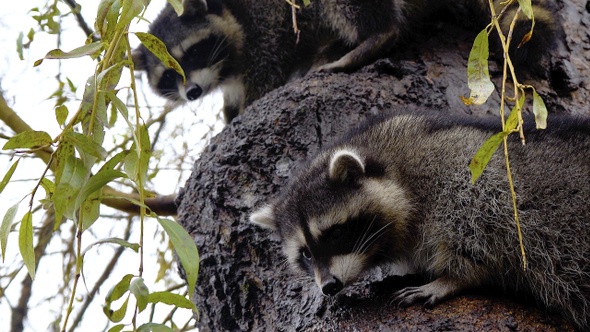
[
  {"left": 321, "top": 276, "right": 344, "bottom": 296},
  {"left": 185, "top": 85, "right": 203, "bottom": 101}
]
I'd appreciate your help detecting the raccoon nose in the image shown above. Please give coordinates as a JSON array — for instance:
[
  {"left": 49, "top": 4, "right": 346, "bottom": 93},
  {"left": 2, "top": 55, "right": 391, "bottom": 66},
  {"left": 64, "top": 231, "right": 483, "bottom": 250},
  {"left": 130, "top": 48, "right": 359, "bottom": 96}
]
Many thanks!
[
  {"left": 321, "top": 276, "right": 343, "bottom": 296},
  {"left": 186, "top": 85, "right": 203, "bottom": 101}
]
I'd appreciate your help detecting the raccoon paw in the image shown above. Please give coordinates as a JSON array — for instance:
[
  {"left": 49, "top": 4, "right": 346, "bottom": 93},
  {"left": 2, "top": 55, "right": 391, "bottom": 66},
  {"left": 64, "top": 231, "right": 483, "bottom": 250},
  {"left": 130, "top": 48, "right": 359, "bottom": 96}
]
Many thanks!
[
  {"left": 314, "top": 57, "right": 349, "bottom": 73},
  {"left": 393, "top": 276, "right": 461, "bottom": 308}
]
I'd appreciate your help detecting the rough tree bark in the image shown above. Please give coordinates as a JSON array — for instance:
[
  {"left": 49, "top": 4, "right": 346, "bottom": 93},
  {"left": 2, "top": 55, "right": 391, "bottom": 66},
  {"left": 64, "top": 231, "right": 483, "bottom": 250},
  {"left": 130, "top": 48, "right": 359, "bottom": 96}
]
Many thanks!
[{"left": 176, "top": 1, "right": 589, "bottom": 331}]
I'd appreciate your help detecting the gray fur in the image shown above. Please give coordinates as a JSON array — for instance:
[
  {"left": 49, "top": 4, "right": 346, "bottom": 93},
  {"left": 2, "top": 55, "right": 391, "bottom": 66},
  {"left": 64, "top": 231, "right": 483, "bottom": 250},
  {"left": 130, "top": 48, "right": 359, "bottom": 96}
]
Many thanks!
[
  {"left": 133, "top": 0, "right": 559, "bottom": 123},
  {"left": 250, "top": 113, "right": 590, "bottom": 330}
]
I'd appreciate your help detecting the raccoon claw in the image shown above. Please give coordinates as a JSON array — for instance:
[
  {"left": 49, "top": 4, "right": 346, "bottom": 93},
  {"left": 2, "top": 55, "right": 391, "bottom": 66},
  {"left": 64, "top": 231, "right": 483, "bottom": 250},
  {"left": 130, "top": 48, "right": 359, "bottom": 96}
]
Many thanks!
[
  {"left": 393, "top": 277, "right": 462, "bottom": 308},
  {"left": 393, "top": 286, "right": 437, "bottom": 308}
]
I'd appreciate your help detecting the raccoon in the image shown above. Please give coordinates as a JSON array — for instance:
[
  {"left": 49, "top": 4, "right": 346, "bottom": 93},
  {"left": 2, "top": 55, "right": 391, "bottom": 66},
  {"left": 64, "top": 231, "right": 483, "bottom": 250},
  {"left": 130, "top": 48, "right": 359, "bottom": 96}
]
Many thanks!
[
  {"left": 132, "top": 0, "right": 560, "bottom": 123},
  {"left": 250, "top": 113, "right": 590, "bottom": 330}
]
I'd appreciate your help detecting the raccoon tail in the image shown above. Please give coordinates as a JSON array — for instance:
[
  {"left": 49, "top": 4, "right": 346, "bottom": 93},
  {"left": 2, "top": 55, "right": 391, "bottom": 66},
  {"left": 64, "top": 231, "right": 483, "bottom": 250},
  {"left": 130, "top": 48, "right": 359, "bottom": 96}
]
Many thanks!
[{"left": 496, "top": 0, "right": 560, "bottom": 74}]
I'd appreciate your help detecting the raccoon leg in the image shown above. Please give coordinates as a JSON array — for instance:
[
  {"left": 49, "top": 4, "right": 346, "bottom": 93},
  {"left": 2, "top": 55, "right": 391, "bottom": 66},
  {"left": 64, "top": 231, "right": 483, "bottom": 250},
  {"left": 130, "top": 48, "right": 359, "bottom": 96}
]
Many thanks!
[
  {"left": 315, "top": 30, "right": 397, "bottom": 73},
  {"left": 220, "top": 77, "right": 245, "bottom": 123},
  {"left": 393, "top": 275, "right": 467, "bottom": 308}
]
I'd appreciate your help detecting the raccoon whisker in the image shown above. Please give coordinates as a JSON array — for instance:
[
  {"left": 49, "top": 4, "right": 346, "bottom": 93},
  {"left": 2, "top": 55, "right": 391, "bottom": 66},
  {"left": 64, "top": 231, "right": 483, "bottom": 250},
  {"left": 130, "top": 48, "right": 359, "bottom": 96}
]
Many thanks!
[
  {"left": 208, "top": 35, "right": 230, "bottom": 67},
  {"left": 352, "top": 215, "right": 386, "bottom": 255},
  {"left": 352, "top": 214, "right": 377, "bottom": 256},
  {"left": 161, "top": 90, "right": 181, "bottom": 101},
  {"left": 357, "top": 221, "right": 394, "bottom": 255},
  {"left": 278, "top": 258, "right": 290, "bottom": 270}
]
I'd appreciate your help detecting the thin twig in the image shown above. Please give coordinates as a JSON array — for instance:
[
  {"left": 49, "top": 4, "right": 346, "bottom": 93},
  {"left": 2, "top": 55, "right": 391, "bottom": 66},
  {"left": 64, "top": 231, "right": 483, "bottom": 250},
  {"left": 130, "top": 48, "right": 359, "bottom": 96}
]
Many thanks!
[{"left": 63, "top": 0, "right": 99, "bottom": 41}]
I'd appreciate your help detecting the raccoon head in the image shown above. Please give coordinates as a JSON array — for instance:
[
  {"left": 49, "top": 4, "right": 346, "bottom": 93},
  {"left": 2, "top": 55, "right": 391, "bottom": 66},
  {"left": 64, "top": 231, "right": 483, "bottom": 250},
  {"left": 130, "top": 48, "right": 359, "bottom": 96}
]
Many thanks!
[
  {"left": 132, "top": 0, "right": 243, "bottom": 106},
  {"left": 250, "top": 148, "right": 413, "bottom": 296}
]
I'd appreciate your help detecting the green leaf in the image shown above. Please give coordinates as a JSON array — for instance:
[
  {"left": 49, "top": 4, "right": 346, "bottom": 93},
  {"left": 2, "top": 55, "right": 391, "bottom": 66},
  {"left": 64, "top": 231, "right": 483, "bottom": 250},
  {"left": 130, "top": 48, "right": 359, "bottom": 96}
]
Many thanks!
[
  {"left": 16, "top": 32, "right": 24, "bottom": 60},
  {"left": 108, "top": 103, "right": 118, "bottom": 128},
  {"left": 117, "top": 0, "right": 147, "bottom": 31},
  {"left": 19, "top": 211, "right": 35, "bottom": 280},
  {"left": 34, "top": 42, "right": 104, "bottom": 67},
  {"left": 156, "top": 217, "right": 199, "bottom": 298},
  {"left": 0, "top": 159, "right": 19, "bottom": 195},
  {"left": 105, "top": 274, "right": 134, "bottom": 303},
  {"left": 124, "top": 150, "right": 139, "bottom": 183},
  {"left": 107, "top": 91, "right": 133, "bottom": 131},
  {"left": 55, "top": 105, "right": 69, "bottom": 127},
  {"left": 3, "top": 130, "right": 52, "bottom": 150},
  {"left": 505, "top": 95, "right": 524, "bottom": 133},
  {"left": 66, "top": 77, "right": 77, "bottom": 93},
  {"left": 100, "top": 150, "right": 129, "bottom": 172},
  {"left": 463, "top": 28, "right": 494, "bottom": 106},
  {"left": 67, "top": 131, "right": 108, "bottom": 161},
  {"left": 167, "top": 0, "right": 184, "bottom": 16},
  {"left": 1, "top": 203, "right": 19, "bottom": 262},
  {"left": 107, "top": 324, "right": 125, "bottom": 332},
  {"left": 137, "top": 124, "right": 151, "bottom": 187},
  {"left": 517, "top": 0, "right": 534, "bottom": 20},
  {"left": 469, "top": 131, "right": 507, "bottom": 184},
  {"left": 27, "top": 28, "right": 35, "bottom": 44},
  {"left": 83, "top": 237, "right": 140, "bottom": 256},
  {"left": 96, "top": 0, "right": 119, "bottom": 41},
  {"left": 80, "top": 190, "right": 101, "bottom": 231},
  {"left": 137, "top": 323, "right": 173, "bottom": 332},
  {"left": 130, "top": 277, "right": 149, "bottom": 313},
  {"left": 77, "top": 170, "right": 126, "bottom": 212},
  {"left": 134, "top": 32, "right": 185, "bottom": 81},
  {"left": 55, "top": 138, "right": 74, "bottom": 185},
  {"left": 53, "top": 156, "right": 89, "bottom": 221},
  {"left": 103, "top": 274, "right": 134, "bottom": 322},
  {"left": 104, "top": 295, "right": 129, "bottom": 323},
  {"left": 147, "top": 291, "right": 197, "bottom": 311},
  {"left": 95, "top": 91, "right": 109, "bottom": 133},
  {"left": 97, "top": 62, "right": 124, "bottom": 91},
  {"left": 40, "top": 178, "right": 55, "bottom": 199},
  {"left": 532, "top": 90, "right": 548, "bottom": 129}
]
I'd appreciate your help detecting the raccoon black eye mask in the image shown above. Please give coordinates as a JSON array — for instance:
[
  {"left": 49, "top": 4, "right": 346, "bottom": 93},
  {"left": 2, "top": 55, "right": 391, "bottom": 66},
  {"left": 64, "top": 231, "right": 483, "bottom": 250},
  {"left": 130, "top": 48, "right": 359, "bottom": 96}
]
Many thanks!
[{"left": 250, "top": 113, "right": 590, "bottom": 330}]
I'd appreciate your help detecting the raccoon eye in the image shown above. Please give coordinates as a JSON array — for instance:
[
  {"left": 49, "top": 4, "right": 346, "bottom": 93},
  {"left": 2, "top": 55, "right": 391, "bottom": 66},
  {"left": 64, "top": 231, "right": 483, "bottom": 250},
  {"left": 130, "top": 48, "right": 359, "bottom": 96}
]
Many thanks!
[
  {"left": 301, "top": 247, "right": 312, "bottom": 260},
  {"left": 158, "top": 69, "right": 178, "bottom": 91}
]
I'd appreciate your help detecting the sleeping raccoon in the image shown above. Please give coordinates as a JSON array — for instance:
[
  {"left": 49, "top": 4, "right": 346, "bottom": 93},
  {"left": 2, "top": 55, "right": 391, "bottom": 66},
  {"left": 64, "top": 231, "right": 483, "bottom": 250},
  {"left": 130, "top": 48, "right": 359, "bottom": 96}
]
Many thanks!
[
  {"left": 132, "top": 0, "right": 560, "bottom": 123},
  {"left": 250, "top": 113, "right": 590, "bottom": 330}
]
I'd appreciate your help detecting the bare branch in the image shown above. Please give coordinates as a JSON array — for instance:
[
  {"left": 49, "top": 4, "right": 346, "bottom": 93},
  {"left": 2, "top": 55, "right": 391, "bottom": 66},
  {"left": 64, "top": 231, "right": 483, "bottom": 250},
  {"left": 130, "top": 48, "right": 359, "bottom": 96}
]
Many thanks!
[{"left": 62, "top": 0, "right": 99, "bottom": 42}]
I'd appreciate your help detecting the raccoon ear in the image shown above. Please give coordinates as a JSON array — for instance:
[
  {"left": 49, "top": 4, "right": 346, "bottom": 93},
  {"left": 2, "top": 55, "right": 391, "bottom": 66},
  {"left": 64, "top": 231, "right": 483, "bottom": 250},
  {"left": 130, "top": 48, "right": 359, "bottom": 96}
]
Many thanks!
[
  {"left": 182, "top": 0, "right": 222, "bottom": 17},
  {"left": 130, "top": 47, "right": 146, "bottom": 71},
  {"left": 249, "top": 204, "right": 277, "bottom": 230},
  {"left": 328, "top": 149, "right": 365, "bottom": 184}
]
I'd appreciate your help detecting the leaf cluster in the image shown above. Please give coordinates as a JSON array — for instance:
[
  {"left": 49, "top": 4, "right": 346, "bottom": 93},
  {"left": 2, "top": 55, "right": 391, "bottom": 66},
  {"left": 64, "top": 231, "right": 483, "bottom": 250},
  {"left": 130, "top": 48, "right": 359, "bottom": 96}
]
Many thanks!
[{"left": 1, "top": 0, "right": 200, "bottom": 331}]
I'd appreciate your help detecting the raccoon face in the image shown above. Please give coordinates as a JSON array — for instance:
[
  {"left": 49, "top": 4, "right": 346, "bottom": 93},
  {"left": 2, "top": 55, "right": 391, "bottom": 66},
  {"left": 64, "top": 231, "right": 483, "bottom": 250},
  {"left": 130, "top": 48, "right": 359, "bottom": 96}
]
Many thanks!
[
  {"left": 251, "top": 148, "right": 412, "bottom": 296},
  {"left": 132, "top": 0, "right": 243, "bottom": 105}
]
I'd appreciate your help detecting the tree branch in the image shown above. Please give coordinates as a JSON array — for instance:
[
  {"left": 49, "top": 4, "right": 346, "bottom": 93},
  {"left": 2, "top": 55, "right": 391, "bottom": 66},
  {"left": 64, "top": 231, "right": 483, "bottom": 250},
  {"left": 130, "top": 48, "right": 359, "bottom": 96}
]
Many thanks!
[
  {"left": 0, "top": 93, "right": 177, "bottom": 216},
  {"left": 63, "top": 0, "right": 99, "bottom": 42}
]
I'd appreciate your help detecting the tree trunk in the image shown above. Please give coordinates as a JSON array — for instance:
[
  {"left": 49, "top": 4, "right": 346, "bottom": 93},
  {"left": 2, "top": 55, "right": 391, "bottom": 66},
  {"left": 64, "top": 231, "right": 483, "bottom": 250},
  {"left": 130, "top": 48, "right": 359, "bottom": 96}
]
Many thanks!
[{"left": 176, "top": 1, "right": 589, "bottom": 330}]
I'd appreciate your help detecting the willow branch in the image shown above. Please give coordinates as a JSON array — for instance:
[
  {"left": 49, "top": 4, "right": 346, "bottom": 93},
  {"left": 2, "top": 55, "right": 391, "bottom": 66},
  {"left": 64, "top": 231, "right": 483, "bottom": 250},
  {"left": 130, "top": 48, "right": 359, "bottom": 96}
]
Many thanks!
[
  {"left": 67, "top": 218, "right": 133, "bottom": 332},
  {"left": 0, "top": 93, "right": 177, "bottom": 216}
]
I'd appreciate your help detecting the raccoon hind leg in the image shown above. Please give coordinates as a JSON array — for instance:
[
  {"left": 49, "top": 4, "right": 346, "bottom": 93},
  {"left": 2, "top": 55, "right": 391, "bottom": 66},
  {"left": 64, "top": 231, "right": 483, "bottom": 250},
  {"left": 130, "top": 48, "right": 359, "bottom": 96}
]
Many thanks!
[{"left": 315, "top": 30, "right": 399, "bottom": 73}]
